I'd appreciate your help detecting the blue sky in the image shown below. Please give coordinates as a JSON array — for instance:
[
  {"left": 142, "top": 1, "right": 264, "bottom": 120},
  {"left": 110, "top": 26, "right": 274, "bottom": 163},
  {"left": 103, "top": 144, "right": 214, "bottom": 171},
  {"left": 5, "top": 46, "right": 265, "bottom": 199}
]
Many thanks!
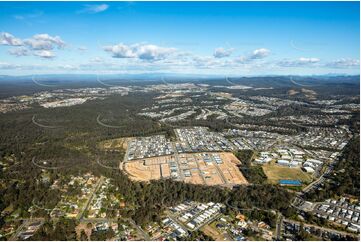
[{"left": 0, "top": 1, "right": 359, "bottom": 76}]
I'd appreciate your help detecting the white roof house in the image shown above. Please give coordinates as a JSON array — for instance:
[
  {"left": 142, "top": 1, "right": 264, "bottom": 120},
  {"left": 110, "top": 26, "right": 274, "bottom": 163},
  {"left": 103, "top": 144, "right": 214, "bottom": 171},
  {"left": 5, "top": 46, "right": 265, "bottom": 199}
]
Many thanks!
[
  {"left": 277, "top": 159, "right": 290, "bottom": 165},
  {"left": 303, "top": 167, "right": 315, "bottom": 173}
]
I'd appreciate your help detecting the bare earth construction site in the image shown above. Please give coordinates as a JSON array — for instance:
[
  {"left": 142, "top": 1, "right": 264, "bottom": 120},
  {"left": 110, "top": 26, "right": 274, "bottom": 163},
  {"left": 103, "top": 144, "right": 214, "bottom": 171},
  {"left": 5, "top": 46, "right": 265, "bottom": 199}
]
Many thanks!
[
  {"left": 122, "top": 127, "right": 248, "bottom": 187},
  {"left": 124, "top": 152, "right": 248, "bottom": 187}
]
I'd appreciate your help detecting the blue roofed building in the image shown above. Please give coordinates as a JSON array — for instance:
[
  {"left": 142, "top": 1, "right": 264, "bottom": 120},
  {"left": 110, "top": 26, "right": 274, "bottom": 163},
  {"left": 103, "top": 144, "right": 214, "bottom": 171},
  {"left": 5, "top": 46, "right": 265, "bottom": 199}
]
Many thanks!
[{"left": 279, "top": 179, "right": 302, "bottom": 186}]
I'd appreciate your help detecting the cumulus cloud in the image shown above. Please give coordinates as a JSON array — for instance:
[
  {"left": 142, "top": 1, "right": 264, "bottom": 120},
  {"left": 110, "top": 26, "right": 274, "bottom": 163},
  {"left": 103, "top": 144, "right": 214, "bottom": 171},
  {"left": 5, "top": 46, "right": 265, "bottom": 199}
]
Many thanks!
[
  {"left": 327, "top": 58, "right": 360, "bottom": 68},
  {"left": 234, "top": 48, "right": 271, "bottom": 63},
  {"left": 0, "top": 32, "right": 23, "bottom": 46},
  {"left": 33, "top": 50, "right": 55, "bottom": 59},
  {"left": 250, "top": 48, "right": 270, "bottom": 59},
  {"left": 213, "top": 47, "right": 234, "bottom": 58},
  {"left": 104, "top": 43, "right": 177, "bottom": 61},
  {"left": 1, "top": 32, "right": 66, "bottom": 59},
  {"left": 25, "top": 34, "right": 65, "bottom": 50},
  {"left": 104, "top": 43, "right": 136, "bottom": 58},
  {"left": 79, "top": 4, "right": 109, "bottom": 14}
]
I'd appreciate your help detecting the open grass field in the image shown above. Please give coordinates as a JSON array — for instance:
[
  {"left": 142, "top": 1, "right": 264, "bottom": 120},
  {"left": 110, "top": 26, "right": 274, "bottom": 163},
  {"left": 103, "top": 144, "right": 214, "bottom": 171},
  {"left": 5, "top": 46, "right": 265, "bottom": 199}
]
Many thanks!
[{"left": 262, "top": 163, "right": 313, "bottom": 184}]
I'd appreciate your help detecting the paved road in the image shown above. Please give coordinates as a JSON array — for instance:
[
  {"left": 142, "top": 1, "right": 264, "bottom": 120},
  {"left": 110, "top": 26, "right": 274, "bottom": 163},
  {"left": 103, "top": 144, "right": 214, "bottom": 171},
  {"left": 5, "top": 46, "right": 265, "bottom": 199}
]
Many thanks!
[
  {"left": 128, "top": 218, "right": 150, "bottom": 240},
  {"left": 166, "top": 212, "right": 190, "bottom": 231},
  {"left": 32, "top": 115, "right": 60, "bottom": 129},
  {"left": 79, "top": 216, "right": 150, "bottom": 241},
  {"left": 80, "top": 218, "right": 117, "bottom": 223},
  {"left": 283, "top": 218, "right": 358, "bottom": 238},
  {"left": 9, "top": 218, "right": 44, "bottom": 241},
  {"left": 171, "top": 142, "right": 184, "bottom": 181},
  {"left": 96, "top": 114, "right": 124, "bottom": 128},
  {"left": 31, "top": 156, "right": 69, "bottom": 170},
  {"left": 302, "top": 161, "right": 334, "bottom": 194},
  {"left": 275, "top": 212, "right": 283, "bottom": 240},
  {"left": 96, "top": 159, "right": 118, "bottom": 170},
  {"left": 78, "top": 176, "right": 104, "bottom": 220}
]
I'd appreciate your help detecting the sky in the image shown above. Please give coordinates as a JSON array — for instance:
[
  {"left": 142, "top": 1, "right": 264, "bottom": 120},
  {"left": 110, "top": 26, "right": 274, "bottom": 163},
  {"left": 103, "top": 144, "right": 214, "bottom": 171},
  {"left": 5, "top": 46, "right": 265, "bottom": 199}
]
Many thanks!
[{"left": 0, "top": 1, "right": 360, "bottom": 76}]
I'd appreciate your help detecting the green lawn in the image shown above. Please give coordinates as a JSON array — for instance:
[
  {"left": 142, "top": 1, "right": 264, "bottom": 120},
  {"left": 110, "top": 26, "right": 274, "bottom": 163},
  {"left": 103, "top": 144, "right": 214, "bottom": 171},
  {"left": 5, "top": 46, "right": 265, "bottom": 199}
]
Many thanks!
[{"left": 262, "top": 163, "right": 313, "bottom": 185}]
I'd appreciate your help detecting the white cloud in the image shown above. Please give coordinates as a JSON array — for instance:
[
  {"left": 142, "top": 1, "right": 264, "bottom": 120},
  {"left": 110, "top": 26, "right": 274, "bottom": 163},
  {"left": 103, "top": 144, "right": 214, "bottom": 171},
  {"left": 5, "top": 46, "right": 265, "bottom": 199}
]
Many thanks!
[
  {"left": 278, "top": 57, "right": 320, "bottom": 67},
  {"left": 234, "top": 56, "right": 247, "bottom": 63},
  {"left": 213, "top": 47, "right": 234, "bottom": 58},
  {"left": 1, "top": 32, "right": 66, "bottom": 59},
  {"left": 0, "top": 32, "right": 23, "bottom": 46},
  {"left": 104, "top": 43, "right": 177, "bottom": 61},
  {"left": 104, "top": 43, "right": 136, "bottom": 58},
  {"left": 34, "top": 50, "right": 55, "bottom": 59},
  {"left": 24, "top": 39, "right": 53, "bottom": 50},
  {"left": 250, "top": 48, "right": 270, "bottom": 59},
  {"left": 327, "top": 58, "right": 360, "bottom": 68},
  {"left": 298, "top": 57, "right": 320, "bottom": 63},
  {"left": 25, "top": 34, "right": 65, "bottom": 50},
  {"left": 79, "top": 4, "right": 109, "bottom": 14},
  {"left": 8, "top": 47, "right": 30, "bottom": 57},
  {"left": 234, "top": 48, "right": 271, "bottom": 63}
]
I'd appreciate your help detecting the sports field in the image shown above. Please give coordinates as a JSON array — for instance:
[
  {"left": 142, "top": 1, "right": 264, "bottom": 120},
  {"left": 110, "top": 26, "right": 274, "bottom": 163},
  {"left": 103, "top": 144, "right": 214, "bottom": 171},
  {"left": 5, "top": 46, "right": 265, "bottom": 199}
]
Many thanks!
[{"left": 262, "top": 163, "right": 313, "bottom": 184}]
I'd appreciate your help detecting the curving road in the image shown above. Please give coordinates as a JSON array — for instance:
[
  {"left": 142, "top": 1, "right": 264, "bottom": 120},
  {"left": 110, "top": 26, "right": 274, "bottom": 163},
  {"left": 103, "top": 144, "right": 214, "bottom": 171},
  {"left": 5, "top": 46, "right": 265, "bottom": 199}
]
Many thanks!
[
  {"left": 96, "top": 75, "right": 117, "bottom": 87},
  {"left": 96, "top": 114, "right": 125, "bottom": 128},
  {"left": 96, "top": 159, "right": 119, "bottom": 170},
  {"left": 225, "top": 77, "right": 237, "bottom": 86},
  {"left": 290, "top": 77, "right": 314, "bottom": 87},
  {"left": 32, "top": 156, "right": 70, "bottom": 170},
  {"left": 32, "top": 115, "right": 61, "bottom": 129},
  {"left": 32, "top": 76, "right": 58, "bottom": 87}
]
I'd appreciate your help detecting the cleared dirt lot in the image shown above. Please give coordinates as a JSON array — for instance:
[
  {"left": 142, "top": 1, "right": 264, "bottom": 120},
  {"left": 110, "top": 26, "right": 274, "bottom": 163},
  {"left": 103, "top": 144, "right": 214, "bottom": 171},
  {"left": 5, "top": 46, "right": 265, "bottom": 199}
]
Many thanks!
[
  {"left": 124, "top": 152, "right": 248, "bottom": 186},
  {"left": 201, "top": 224, "right": 231, "bottom": 241},
  {"left": 98, "top": 137, "right": 130, "bottom": 151},
  {"left": 124, "top": 156, "right": 171, "bottom": 181}
]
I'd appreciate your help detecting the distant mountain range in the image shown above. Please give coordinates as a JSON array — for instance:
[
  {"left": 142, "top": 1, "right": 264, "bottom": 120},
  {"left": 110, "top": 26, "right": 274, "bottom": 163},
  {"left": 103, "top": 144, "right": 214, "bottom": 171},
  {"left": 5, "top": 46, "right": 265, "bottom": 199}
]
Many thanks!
[{"left": 0, "top": 73, "right": 359, "bottom": 82}]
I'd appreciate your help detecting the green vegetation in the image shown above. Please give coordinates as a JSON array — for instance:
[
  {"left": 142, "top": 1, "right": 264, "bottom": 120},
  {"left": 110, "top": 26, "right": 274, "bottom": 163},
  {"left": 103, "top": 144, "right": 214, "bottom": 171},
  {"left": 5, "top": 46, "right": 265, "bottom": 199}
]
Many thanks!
[
  {"left": 235, "top": 150, "right": 267, "bottom": 184},
  {"left": 242, "top": 209, "right": 277, "bottom": 228},
  {"left": 241, "top": 165, "right": 267, "bottom": 184},
  {"left": 184, "top": 230, "right": 214, "bottom": 241},
  {"left": 235, "top": 150, "right": 254, "bottom": 166},
  {"left": 90, "top": 228, "right": 115, "bottom": 241},
  {"left": 31, "top": 218, "right": 77, "bottom": 241}
]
